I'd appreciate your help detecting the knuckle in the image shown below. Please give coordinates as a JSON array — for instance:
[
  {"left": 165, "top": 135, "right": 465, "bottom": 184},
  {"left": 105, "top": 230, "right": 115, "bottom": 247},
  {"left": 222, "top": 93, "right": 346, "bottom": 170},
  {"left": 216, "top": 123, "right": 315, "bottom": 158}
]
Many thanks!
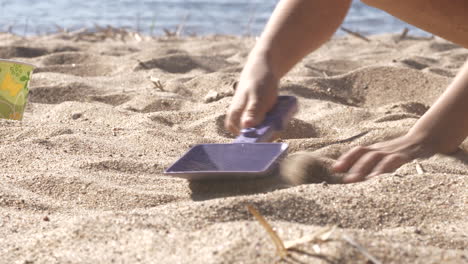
[
  {"left": 224, "top": 117, "right": 233, "bottom": 128},
  {"left": 225, "top": 111, "right": 241, "bottom": 133},
  {"left": 225, "top": 122, "right": 238, "bottom": 135}
]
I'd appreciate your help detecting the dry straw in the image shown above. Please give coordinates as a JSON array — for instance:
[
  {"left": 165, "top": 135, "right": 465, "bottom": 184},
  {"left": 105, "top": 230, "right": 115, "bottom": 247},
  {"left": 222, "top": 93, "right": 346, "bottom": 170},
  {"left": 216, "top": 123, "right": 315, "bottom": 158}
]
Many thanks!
[
  {"left": 247, "top": 205, "right": 288, "bottom": 258},
  {"left": 247, "top": 204, "right": 382, "bottom": 263},
  {"left": 247, "top": 205, "right": 336, "bottom": 260}
]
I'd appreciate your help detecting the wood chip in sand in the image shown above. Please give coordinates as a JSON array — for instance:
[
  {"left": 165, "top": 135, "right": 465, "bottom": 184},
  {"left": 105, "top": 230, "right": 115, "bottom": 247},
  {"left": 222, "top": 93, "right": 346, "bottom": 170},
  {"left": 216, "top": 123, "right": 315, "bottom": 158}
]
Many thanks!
[{"left": 415, "top": 161, "right": 425, "bottom": 174}]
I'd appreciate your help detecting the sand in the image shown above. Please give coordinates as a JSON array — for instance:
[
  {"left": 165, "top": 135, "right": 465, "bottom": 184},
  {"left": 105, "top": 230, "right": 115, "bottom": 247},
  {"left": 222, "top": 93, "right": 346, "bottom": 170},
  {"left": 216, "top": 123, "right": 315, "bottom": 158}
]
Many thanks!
[{"left": 0, "top": 31, "right": 467, "bottom": 263}]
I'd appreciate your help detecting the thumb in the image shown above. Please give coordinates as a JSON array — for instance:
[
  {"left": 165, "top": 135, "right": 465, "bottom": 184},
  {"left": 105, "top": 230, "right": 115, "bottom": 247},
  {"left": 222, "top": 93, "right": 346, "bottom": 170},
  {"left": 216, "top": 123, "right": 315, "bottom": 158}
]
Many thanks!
[{"left": 241, "top": 100, "right": 266, "bottom": 128}]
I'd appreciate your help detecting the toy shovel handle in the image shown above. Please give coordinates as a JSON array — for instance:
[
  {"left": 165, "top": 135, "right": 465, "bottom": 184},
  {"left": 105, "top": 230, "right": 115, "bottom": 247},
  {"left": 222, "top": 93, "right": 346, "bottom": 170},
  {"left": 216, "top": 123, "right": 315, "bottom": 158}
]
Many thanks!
[{"left": 233, "top": 96, "right": 298, "bottom": 143}]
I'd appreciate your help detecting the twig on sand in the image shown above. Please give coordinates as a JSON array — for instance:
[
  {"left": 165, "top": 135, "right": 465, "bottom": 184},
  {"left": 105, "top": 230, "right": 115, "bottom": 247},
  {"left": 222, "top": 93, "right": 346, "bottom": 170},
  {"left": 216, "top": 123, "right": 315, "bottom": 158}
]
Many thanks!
[
  {"left": 57, "top": 25, "right": 144, "bottom": 42},
  {"left": 342, "top": 234, "right": 382, "bottom": 264},
  {"left": 162, "top": 28, "right": 174, "bottom": 37},
  {"left": 247, "top": 205, "right": 289, "bottom": 259},
  {"left": 150, "top": 76, "right": 164, "bottom": 91},
  {"left": 164, "top": 14, "right": 189, "bottom": 37},
  {"left": 54, "top": 24, "right": 67, "bottom": 33},
  {"left": 176, "top": 14, "right": 189, "bottom": 37},
  {"left": 340, "top": 26, "right": 371, "bottom": 42},
  {"left": 396, "top": 27, "right": 409, "bottom": 43},
  {"left": 136, "top": 59, "right": 151, "bottom": 70}
]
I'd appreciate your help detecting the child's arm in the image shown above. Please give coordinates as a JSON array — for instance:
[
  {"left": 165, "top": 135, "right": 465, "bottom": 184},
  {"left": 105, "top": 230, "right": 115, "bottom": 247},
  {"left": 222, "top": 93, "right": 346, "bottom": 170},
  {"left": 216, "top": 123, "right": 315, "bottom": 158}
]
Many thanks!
[
  {"left": 334, "top": 60, "right": 468, "bottom": 182},
  {"left": 225, "top": 0, "right": 352, "bottom": 134}
]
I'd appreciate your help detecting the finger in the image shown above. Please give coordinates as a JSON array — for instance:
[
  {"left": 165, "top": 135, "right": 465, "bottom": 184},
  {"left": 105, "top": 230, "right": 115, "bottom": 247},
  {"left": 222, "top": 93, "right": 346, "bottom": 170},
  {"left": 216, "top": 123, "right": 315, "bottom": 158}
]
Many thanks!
[
  {"left": 366, "top": 153, "right": 410, "bottom": 179},
  {"left": 225, "top": 94, "right": 247, "bottom": 135},
  {"left": 241, "top": 98, "right": 268, "bottom": 128},
  {"left": 332, "top": 146, "right": 371, "bottom": 173},
  {"left": 342, "top": 151, "right": 385, "bottom": 183}
]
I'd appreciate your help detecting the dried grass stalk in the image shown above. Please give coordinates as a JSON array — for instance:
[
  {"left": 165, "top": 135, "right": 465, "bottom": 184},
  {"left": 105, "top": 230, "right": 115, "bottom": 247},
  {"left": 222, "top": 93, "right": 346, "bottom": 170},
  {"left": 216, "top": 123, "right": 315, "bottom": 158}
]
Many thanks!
[
  {"left": 247, "top": 205, "right": 288, "bottom": 258},
  {"left": 284, "top": 225, "right": 335, "bottom": 249},
  {"left": 340, "top": 26, "right": 371, "bottom": 42},
  {"left": 398, "top": 28, "right": 409, "bottom": 42},
  {"left": 150, "top": 76, "right": 164, "bottom": 90},
  {"left": 342, "top": 234, "right": 382, "bottom": 264}
]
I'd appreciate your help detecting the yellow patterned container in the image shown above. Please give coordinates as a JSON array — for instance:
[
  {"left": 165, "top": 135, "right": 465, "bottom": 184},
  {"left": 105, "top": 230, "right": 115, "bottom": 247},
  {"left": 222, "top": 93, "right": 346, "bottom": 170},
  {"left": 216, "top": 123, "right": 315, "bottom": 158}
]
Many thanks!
[{"left": 0, "top": 59, "right": 35, "bottom": 120}]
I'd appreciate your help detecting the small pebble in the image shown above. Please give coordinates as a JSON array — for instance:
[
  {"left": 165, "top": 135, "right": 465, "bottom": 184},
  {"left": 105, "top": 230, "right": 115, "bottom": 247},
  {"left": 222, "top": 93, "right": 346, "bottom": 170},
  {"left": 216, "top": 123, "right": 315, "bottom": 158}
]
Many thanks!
[{"left": 71, "top": 113, "right": 82, "bottom": 120}]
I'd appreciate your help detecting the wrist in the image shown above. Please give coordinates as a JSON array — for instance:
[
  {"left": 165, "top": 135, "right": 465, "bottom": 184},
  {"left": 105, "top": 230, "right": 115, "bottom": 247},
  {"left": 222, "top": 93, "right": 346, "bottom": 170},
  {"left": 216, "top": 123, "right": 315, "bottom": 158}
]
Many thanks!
[
  {"left": 242, "top": 52, "right": 280, "bottom": 84},
  {"left": 407, "top": 121, "right": 464, "bottom": 154},
  {"left": 404, "top": 129, "right": 442, "bottom": 156}
]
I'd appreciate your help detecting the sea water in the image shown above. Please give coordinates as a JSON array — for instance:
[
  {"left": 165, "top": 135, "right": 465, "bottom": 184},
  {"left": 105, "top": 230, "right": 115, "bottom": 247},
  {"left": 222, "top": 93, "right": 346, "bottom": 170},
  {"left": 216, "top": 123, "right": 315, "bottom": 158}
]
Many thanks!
[{"left": 0, "top": 0, "right": 429, "bottom": 36}]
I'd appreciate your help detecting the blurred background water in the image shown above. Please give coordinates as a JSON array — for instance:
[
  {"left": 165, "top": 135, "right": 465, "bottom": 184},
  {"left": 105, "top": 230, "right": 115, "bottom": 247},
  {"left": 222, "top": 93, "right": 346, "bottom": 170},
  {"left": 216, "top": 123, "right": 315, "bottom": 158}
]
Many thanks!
[{"left": 0, "top": 0, "right": 429, "bottom": 37}]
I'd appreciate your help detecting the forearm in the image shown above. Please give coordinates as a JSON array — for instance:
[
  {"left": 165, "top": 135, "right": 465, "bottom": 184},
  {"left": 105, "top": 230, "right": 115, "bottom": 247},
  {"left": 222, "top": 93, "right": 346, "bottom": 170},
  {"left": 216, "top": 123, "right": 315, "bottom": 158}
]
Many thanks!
[
  {"left": 409, "top": 60, "right": 468, "bottom": 153},
  {"left": 249, "top": 0, "right": 352, "bottom": 78}
]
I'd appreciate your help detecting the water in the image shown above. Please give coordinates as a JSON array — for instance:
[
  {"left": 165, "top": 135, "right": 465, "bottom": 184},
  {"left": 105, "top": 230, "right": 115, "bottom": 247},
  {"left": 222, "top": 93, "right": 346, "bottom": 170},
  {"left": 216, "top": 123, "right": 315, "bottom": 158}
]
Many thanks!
[{"left": 0, "top": 0, "right": 429, "bottom": 37}]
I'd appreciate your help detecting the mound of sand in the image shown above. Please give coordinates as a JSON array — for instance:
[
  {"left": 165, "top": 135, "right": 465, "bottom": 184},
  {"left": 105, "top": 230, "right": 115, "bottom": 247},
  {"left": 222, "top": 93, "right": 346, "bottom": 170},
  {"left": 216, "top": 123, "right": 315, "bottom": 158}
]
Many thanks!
[{"left": 0, "top": 32, "right": 466, "bottom": 263}]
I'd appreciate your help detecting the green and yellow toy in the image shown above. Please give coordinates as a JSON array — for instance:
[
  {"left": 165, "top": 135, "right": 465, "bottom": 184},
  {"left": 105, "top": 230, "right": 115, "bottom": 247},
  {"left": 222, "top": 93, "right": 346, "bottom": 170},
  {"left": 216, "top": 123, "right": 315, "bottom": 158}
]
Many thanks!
[{"left": 0, "top": 59, "right": 35, "bottom": 120}]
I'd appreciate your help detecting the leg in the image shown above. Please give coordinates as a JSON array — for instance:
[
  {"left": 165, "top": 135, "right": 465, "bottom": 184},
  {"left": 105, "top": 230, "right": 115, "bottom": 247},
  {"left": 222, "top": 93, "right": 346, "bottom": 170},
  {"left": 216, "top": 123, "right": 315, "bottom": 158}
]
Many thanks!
[{"left": 362, "top": 0, "right": 468, "bottom": 48}]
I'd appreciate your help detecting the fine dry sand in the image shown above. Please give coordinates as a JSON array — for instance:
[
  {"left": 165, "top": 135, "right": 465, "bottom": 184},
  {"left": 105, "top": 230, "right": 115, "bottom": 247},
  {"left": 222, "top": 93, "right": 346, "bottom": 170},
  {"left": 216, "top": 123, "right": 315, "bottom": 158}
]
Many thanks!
[{"left": 0, "top": 31, "right": 467, "bottom": 263}]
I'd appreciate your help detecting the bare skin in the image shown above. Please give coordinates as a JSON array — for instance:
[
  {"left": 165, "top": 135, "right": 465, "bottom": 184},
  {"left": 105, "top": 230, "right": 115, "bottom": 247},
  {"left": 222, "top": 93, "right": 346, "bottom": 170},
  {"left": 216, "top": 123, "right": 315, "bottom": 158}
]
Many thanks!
[
  {"left": 225, "top": 0, "right": 352, "bottom": 134},
  {"left": 225, "top": 0, "right": 468, "bottom": 183},
  {"left": 362, "top": 0, "right": 468, "bottom": 48},
  {"left": 335, "top": 60, "right": 468, "bottom": 182}
]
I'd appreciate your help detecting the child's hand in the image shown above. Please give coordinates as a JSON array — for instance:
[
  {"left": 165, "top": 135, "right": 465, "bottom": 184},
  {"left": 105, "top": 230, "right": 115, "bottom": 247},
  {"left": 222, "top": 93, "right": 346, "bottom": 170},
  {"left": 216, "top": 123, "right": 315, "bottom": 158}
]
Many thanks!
[
  {"left": 225, "top": 55, "right": 279, "bottom": 135},
  {"left": 332, "top": 133, "right": 435, "bottom": 182}
]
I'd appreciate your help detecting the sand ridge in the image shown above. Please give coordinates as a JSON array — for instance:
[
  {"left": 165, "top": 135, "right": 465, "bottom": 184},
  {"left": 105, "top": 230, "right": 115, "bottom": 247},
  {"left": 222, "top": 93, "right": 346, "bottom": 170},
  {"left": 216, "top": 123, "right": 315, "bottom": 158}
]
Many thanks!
[{"left": 0, "top": 32, "right": 467, "bottom": 263}]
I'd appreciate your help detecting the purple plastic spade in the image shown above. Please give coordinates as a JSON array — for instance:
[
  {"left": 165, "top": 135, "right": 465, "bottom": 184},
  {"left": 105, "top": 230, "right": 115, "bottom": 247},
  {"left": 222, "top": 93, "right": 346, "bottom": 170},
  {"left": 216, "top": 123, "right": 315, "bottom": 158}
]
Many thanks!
[{"left": 164, "top": 96, "right": 298, "bottom": 180}]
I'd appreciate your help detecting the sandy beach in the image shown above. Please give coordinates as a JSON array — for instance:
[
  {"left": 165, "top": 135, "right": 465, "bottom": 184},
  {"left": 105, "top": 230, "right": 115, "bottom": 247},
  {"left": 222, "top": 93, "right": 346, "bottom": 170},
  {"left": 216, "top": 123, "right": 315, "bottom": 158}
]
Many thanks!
[{"left": 0, "top": 31, "right": 467, "bottom": 263}]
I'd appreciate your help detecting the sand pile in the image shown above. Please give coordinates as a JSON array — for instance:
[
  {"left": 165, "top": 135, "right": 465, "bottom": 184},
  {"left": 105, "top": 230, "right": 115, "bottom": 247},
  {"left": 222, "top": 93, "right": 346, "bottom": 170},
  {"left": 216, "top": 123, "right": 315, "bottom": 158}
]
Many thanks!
[{"left": 0, "top": 31, "right": 466, "bottom": 263}]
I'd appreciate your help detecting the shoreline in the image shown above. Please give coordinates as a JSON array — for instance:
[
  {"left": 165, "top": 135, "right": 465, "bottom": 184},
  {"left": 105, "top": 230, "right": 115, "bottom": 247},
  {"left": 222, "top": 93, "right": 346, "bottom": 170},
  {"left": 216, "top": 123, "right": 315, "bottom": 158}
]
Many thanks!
[{"left": 0, "top": 21, "right": 434, "bottom": 40}]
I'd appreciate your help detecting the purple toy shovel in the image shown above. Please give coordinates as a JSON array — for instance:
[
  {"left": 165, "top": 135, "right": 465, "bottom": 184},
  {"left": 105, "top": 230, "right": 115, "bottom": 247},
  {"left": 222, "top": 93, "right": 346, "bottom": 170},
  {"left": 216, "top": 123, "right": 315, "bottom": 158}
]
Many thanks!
[{"left": 164, "top": 96, "right": 298, "bottom": 180}]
